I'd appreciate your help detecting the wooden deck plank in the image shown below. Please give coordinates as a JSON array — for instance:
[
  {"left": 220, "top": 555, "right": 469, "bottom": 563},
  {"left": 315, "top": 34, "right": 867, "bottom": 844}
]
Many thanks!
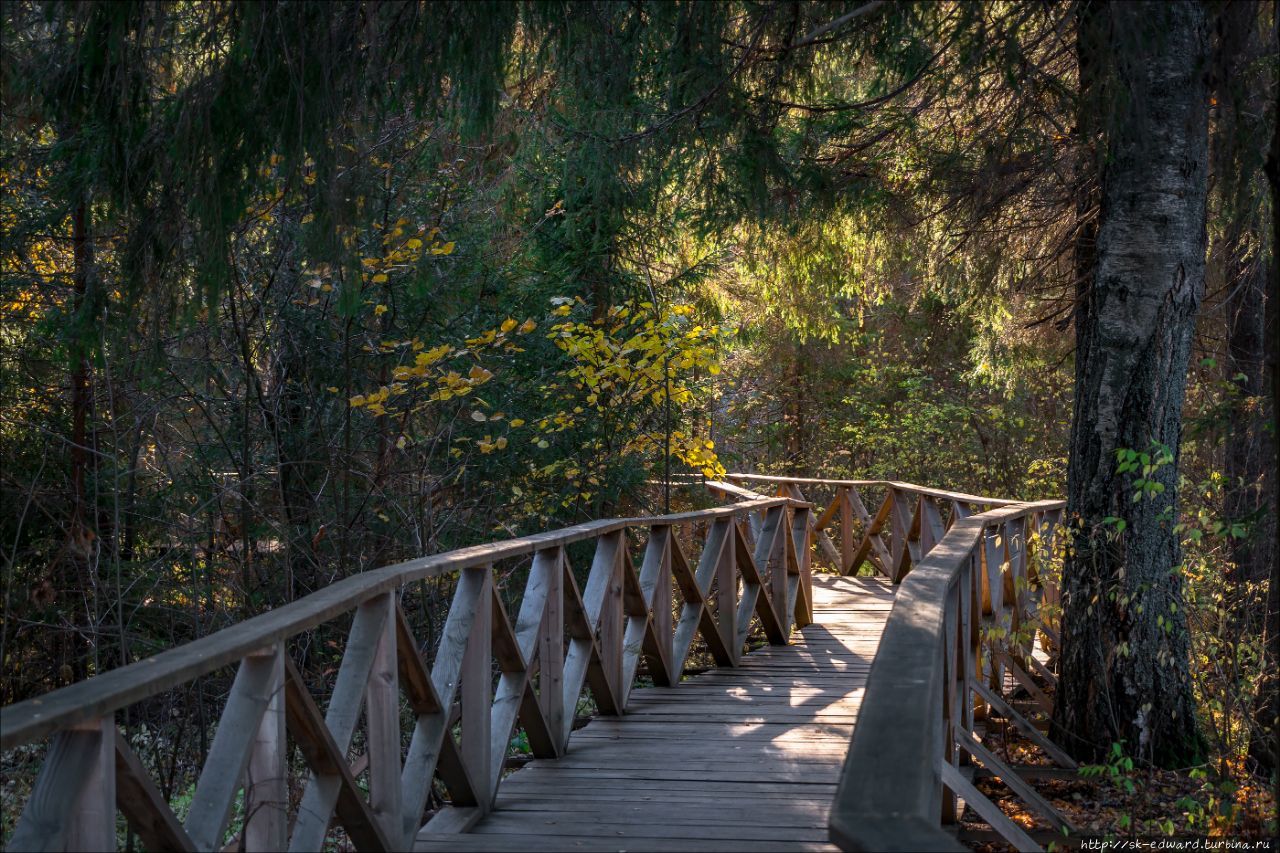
[{"left": 414, "top": 575, "right": 890, "bottom": 852}]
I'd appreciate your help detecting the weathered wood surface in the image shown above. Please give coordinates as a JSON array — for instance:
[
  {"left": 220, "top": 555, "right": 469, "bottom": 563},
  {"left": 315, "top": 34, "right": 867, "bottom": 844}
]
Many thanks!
[
  {"left": 413, "top": 574, "right": 894, "bottom": 853},
  {"left": 829, "top": 498, "right": 1070, "bottom": 853}
]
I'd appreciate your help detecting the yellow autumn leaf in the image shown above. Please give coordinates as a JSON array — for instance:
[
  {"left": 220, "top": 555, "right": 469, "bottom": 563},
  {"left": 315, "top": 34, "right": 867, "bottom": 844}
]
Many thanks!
[
  {"left": 327, "top": 386, "right": 339, "bottom": 393},
  {"left": 495, "top": 436, "right": 508, "bottom": 450},
  {"left": 468, "top": 365, "right": 493, "bottom": 382},
  {"left": 349, "top": 395, "right": 366, "bottom": 407},
  {"left": 509, "top": 419, "right": 525, "bottom": 428},
  {"left": 406, "top": 238, "right": 423, "bottom": 249},
  {"left": 501, "top": 318, "right": 517, "bottom": 333},
  {"left": 372, "top": 273, "right": 388, "bottom": 284},
  {"left": 301, "top": 213, "right": 315, "bottom": 224},
  {"left": 374, "top": 304, "right": 388, "bottom": 316},
  {"left": 519, "top": 319, "right": 537, "bottom": 333}
]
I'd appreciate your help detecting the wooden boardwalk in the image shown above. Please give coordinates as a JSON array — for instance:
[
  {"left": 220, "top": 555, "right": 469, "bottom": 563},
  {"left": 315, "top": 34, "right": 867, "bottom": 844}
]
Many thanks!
[
  {"left": 1, "top": 480, "right": 1070, "bottom": 852},
  {"left": 415, "top": 574, "right": 895, "bottom": 852}
]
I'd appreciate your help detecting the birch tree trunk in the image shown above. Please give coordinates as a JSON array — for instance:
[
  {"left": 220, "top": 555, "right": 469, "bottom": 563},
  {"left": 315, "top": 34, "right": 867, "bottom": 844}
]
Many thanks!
[{"left": 1052, "top": 0, "right": 1210, "bottom": 767}]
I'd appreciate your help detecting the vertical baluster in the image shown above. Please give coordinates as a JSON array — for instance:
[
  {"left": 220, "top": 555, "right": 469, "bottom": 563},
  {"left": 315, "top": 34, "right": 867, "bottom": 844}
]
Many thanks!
[
  {"left": 789, "top": 505, "right": 813, "bottom": 629},
  {"left": 839, "top": 487, "right": 854, "bottom": 574},
  {"left": 461, "top": 568, "right": 494, "bottom": 809},
  {"left": 245, "top": 644, "right": 286, "bottom": 852},
  {"left": 652, "top": 527, "right": 675, "bottom": 682},
  {"left": 601, "top": 533, "right": 625, "bottom": 702},
  {"left": 539, "top": 547, "right": 566, "bottom": 754},
  {"left": 715, "top": 517, "right": 737, "bottom": 662},
  {"left": 67, "top": 716, "right": 116, "bottom": 852},
  {"left": 890, "top": 487, "right": 913, "bottom": 580},
  {"left": 940, "top": 587, "right": 959, "bottom": 825},
  {"left": 636, "top": 526, "right": 674, "bottom": 685},
  {"left": 965, "top": 553, "right": 981, "bottom": 730},
  {"left": 365, "top": 592, "right": 401, "bottom": 839},
  {"left": 772, "top": 508, "right": 793, "bottom": 636}
]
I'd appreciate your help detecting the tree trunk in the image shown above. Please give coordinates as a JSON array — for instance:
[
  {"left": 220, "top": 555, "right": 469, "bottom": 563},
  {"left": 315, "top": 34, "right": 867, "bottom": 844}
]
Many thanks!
[{"left": 1052, "top": 0, "right": 1210, "bottom": 768}]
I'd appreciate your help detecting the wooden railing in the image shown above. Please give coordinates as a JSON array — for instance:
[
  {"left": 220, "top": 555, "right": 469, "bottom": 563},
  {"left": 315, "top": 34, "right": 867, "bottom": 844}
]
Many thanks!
[
  {"left": 722, "top": 474, "right": 1020, "bottom": 582},
  {"left": 0, "top": 493, "right": 813, "bottom": 852},
  {"left": 719, "top": 475, "right": 1074, "bottom": 849},
  {"left": 818, "top": 489, "right": 1069, "bottom": 851}
]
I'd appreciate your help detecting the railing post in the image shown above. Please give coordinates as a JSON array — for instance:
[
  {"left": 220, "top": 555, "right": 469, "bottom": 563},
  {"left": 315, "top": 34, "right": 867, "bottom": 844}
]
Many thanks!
[
  {"left": 539, "top": 548, "right": 567, "bottom": 754},
  {"left": 461, "top": 568, "right": 494, "bottom": 810},
  {"left": 366, "top": 592, "right": 402, "bottom": 838},
  {"left": 838, "top": 487, "right": 854, "bottom": 574},
  {"left": 790, "top": 505, "right": 814, "bottom": 628},
  {"left": 772, "top": 508, "right": 793, "bottom": 635},
  {"left": 716, "top": 518, "right": 738, "bottom": 663},
  {"left": 68, "top": 716, "right": 116, "bottom": 852},
  {"left": 244, "top": 644, "right": 286, "bottom": 852}
]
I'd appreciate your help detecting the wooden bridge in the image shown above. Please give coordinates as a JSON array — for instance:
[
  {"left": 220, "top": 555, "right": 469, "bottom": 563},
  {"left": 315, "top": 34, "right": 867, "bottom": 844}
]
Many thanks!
[{"left": 1, "top": 476, "right": 1074, "bottom": 852}]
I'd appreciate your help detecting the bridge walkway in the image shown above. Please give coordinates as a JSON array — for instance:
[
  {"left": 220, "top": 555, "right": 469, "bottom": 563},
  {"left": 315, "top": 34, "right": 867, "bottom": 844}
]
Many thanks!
[{"left": 415, "top": 575, "right": 894, "bottom": 852}]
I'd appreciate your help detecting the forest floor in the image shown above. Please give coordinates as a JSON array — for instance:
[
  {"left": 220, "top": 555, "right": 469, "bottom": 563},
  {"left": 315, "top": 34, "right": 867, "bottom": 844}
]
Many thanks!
[{"left": 961, "top": 691, "right": 1277, "bottom": 850}]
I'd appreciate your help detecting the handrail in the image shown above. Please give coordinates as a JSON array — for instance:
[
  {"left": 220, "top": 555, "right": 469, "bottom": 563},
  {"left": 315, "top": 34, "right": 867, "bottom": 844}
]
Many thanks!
[
  {"left": 719, "top": 474, "right": 1071, "bottom": 849},
  {"left": 727, "top": 473, "right": 1022, "bottom": 508},
  {"left": 1, "top": 492, "right": 814, "bottom": 851},
  {"left": 0, "top": 496, "right": 793, "bottom": 750},
  {"left": 829, "top": 497, "right": 1067, "bottom": 852}
]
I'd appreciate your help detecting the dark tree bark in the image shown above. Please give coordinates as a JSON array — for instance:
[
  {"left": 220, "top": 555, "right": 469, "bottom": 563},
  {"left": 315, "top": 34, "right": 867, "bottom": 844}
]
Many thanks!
[{"left": 1052, "top": 0, "right": 1210, "bottom": 768}]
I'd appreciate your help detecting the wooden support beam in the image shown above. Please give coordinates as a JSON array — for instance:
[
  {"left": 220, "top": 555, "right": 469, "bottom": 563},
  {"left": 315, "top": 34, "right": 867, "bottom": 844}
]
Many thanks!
[
  {"left": 638, "top": 527, "right": 674, "bottom": 685},
  {"left": 11, "top": 717, "right": 115, "bottom": 853},
  {"left": 790, "top": 507, "right": 814, "bottom": 628},
  {"left": 994, "top": 648, "right": 1053, "bottom": 716},
  {"left": 955, "top": 728, "right": 1074, "bottom": 835},
  {"left": 490, "top": 581, "right": 539, "bottom": 793},
  {"left": 939, "top": 761, "right": 1043, "bottom": 853},
  {"left": 972, "top": 680, "right": 1076, "bottom": 769},
  {"left": 365, "top": 594, "right": 402, "bottom": 842},
  {"left": 290, "top": 596, "right": 390, "bottom": 852},
  {"left": 533, "top": 547, "right": 566, "bottom": 755},
  {"left": 846, "top": 488, "right": 893, "bottom": 577},
  {"left": 736, "top": 511, "right": 786, "bottom": 647},
  {"left": 714, "top": 518, "right": 738, "bottom": 663},
  {"left": 563, "top": 534, "right": 622, "bottom": 725},
  {"left": 839, "top": 487, "right": 855, "bottom": 573},
  {"left": 186, "top": 652, "right": 277, "bottom": 851},
  {"left": 920, "top": 498, "right": 947, "bottom": 557},
  {"left": 397, "top": 595, "right": 477, "bottom": 841},
  {"left": 114, "top": 730, "right": 195, "bottom": 852},
  {"left": 283, "top": 658, "right": 393, "bottom": 852}
]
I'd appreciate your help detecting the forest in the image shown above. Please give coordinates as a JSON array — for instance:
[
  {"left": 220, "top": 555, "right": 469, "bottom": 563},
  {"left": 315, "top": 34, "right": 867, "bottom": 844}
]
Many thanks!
[{"left": 0, "top": 1, "right": 1276, "bottom": 850}]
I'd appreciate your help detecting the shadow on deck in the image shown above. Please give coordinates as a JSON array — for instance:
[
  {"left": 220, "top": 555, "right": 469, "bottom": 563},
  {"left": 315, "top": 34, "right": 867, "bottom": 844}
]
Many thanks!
[{"left": 414, "top": 575, "right": 895, "bottom": 853}]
